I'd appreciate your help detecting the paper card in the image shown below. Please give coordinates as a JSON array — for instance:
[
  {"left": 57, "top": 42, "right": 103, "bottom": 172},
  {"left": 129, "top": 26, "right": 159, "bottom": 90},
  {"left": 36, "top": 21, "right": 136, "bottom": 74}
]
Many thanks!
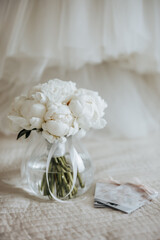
[{"left": 94, "top": 182, "right": 155, "bottom": 213}]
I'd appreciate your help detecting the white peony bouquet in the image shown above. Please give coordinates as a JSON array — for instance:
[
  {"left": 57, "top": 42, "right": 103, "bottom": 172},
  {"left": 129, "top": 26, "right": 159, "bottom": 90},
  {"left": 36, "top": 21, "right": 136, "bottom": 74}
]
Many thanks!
[
  {"left": 8, "top": 79, "right": 107, "bottom": 200},
  {"left": 8, "top": 79, "right": 107, "bottom": 142}
]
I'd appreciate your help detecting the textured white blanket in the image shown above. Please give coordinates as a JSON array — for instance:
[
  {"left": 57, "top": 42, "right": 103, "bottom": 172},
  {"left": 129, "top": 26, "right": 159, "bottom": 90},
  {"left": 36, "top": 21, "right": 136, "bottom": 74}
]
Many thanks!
[{"left": 0, "top": 132, "right": 160, "bottom": 240}]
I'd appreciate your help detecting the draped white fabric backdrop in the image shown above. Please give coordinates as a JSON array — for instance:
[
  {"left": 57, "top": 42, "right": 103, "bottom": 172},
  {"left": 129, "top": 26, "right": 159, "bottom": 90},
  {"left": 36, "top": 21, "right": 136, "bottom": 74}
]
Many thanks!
[
  {"left": 1, "top": 2, "right": 160, "bottom": 240},
  {"left": 0, "top": 0, "right": 160, "bottom": 137}
]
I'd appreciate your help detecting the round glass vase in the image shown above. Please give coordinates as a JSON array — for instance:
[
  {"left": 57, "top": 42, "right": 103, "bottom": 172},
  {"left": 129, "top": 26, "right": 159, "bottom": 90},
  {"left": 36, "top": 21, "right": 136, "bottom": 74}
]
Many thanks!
[{"left": 24, "top": 137, "right": 93, "bottom": 201}]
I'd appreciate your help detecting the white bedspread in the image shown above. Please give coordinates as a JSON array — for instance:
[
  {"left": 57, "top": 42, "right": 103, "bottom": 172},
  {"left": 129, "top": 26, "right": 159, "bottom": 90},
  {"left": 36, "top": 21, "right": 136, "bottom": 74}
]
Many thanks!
[{"left": 0, "top": 132, "right": 160, "bottom": 240}]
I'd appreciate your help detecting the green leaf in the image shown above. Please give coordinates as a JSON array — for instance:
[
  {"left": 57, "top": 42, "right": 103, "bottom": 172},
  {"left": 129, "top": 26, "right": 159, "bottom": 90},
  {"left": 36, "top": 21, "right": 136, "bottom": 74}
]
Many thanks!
[
  {"left": 17, "top": 129, "right": 27, "bottom": 140},
  {"left": 25, "top": 130, "right": 31, "bottom": 138},
  {"left": 17, "top": 128, "right": 39, "bottom": 140}
]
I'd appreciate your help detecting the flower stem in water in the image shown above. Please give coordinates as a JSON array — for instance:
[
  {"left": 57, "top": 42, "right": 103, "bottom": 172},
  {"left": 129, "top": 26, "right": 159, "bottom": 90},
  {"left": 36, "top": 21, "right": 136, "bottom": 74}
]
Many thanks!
[{"left": 40, "top": 155, "right": 85, "bottom": 200}]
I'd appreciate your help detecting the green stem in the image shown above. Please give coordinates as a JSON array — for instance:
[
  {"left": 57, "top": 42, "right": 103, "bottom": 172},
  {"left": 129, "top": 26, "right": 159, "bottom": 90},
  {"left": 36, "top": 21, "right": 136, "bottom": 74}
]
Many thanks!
[
  {"left": 40, "top": 155, "right": 85, "bottom": 200},
  {"left": 77, "top": 172, "right": 85, "bottom": 188}
]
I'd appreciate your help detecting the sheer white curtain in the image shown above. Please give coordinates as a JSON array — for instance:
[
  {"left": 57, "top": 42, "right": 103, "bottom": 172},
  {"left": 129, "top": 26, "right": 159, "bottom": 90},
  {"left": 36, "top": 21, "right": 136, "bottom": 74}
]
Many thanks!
[{"left": 0, "top": 0, "right": 160, "bottom": 137}]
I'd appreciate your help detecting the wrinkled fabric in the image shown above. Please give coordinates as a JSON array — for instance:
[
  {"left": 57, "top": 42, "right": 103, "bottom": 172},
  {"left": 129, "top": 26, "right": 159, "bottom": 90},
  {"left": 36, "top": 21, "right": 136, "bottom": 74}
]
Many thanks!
[
  {"left": 1, "top": 132, "right": 160, "bottom": 239},
  {"left": 0, "top": 1, "right": 160, "bottom": 137}
]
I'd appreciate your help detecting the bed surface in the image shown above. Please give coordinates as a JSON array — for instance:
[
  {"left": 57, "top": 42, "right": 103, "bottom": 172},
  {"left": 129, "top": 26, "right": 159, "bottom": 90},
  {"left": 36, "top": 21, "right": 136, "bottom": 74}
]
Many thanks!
[{"left": 0, "top": 132, "right": 160, "bottom": 240}]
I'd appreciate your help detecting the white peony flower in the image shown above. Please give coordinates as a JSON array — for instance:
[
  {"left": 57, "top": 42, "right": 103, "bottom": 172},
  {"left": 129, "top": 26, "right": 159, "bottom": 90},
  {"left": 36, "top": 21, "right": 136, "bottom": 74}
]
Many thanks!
[
  {"left": 8, "top": 96, "right": 46, "bottom": 131},
  {"left": 69, "top": 88, "right": 107, "bottom": 131},
  {"left": 8, "top": 115, "right": 29, "bottom": 132},
  {"left": 20, "top": 100, "right": 46, "bottom": 119},
  {"left": 42, "top": 130, "right": 66, "bottom": 144},
  {"left": 8, "top": 79, "right": 107, "bottom": 141},
  {"left": 28, "top": 79, "right": 77, "bottom": 105},
  {"left": 42, "top": 104, "right": 79, "bottom": 141}
]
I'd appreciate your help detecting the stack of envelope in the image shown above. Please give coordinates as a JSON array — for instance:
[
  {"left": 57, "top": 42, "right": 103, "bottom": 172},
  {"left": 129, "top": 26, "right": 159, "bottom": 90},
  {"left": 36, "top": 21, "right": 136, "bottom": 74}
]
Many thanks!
[{"left": 94, "top": 182, "right": 158, "bottom": 214}]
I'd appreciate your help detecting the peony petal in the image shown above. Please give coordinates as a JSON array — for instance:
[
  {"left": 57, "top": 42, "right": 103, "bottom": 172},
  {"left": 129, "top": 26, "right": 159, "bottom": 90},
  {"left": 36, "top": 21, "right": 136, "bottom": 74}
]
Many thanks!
[
  {"left": 8, "top": 115, "right": 29, "bottom": 130},
  {"left": 29, "top": 117, "right": 43, "bottom": 128},
  {"left": 20, "top": 101, "right": 46, "bottom": 119},
  {"left": 42, "top": 130, "right": 55, "bottom": 143},
  {"left": 43, "top": 120, "right": 69, "bottom": 137}
]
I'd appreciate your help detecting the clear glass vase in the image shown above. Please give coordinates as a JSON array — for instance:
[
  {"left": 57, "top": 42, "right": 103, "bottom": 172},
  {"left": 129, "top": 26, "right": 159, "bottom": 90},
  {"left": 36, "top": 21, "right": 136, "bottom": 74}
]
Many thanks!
[{"left": 23, "top": 136, "right": 93, "bottom": 201}]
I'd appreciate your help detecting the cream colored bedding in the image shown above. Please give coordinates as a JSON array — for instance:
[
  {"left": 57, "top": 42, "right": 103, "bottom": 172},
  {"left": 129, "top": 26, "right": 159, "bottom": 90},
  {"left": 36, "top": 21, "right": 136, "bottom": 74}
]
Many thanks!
[{"left": 0, "top": 132, "right": 160, "bottom": 240}]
